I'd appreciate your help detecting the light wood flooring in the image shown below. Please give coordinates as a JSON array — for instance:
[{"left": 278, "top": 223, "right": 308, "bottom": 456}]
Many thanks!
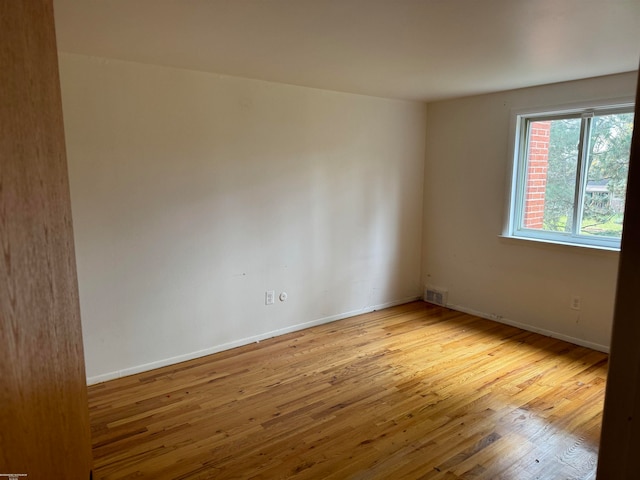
[{"left": 88, "top": 301, "right": 608, "bottom": 479}]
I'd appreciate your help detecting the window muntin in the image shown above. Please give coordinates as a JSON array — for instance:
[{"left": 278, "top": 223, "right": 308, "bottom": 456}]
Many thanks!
[{"left": 509, "top": 103, "right": 634, "bottom": 249}]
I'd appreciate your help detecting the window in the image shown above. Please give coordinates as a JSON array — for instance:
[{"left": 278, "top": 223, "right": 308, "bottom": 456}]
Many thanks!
[{"left": 506, "top": 100, "right": 635, "bottom": 250}]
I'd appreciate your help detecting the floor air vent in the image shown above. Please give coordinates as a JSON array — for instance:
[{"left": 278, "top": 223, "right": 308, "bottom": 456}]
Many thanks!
[{"left": 424, "top": 286, "right": 448, "bottom": 307}]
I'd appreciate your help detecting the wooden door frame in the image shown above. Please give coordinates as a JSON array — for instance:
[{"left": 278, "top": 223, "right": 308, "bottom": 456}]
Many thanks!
[
  {"left": 596, "top": 68, "right": 640, "bottom": 478},
  {"left": 0, "top": 1, "right": 93, "bottom": 477}
]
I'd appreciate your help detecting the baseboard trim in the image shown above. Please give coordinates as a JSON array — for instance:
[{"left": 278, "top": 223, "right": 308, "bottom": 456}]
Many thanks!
[
  {"left": 86, "top": 296, "right": 421, "bottom": 385},
  {"left": 445, "top": 302, "right": 610, "bottom": 353}
]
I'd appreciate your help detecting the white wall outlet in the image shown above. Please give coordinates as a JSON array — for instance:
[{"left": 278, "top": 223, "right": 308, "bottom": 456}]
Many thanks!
[
  {"left": 570, "top": 295, "right": 581, "bottom": 311},
  {"left": 279, "top": 292, "right": 288, "bottom": 302},
  {"left": 265, "top": 290, "right": 275, "bottom": 305}
]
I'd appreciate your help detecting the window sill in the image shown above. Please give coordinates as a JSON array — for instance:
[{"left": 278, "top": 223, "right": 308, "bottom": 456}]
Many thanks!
[{"left": 498, "top": 234, "right": 620, "bottom": 255}]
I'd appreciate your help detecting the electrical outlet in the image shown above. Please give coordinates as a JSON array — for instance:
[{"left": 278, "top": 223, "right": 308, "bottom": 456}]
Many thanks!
[
  {"left": 570, "top": 295, "right": 581, "bottom": 311},
  {"left": 265, "top": 290, "right": 275, "bottom": 305}
]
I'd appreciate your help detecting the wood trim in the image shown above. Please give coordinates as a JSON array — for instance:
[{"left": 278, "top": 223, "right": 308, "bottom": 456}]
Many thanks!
[
  {"left": 0, "top": 1, "right": 92, "bottom": 477},
  {"left": 596, "top": 68, "right": 640, "bottom": 478}
]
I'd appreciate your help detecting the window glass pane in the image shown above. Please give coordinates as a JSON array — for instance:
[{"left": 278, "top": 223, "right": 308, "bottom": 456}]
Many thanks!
[
  {"left": 579, "top": 112, "right": 634, "bottom": 238},
  {"left": 522, "top": 118, "right": 581, "bottom": 233}
]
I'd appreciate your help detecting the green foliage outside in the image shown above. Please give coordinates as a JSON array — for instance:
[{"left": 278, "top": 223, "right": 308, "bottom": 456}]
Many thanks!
[
  {"left": 541, "top": 112, "right": 634, "bottom": 237},
  {"left": 545, "top": 214, "right": 624, "bottom": 237}
]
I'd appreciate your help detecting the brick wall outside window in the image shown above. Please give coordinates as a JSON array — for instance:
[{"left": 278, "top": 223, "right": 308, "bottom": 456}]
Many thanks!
[{"left": 523, "top": 121, "right": 551, "bottom": 229}]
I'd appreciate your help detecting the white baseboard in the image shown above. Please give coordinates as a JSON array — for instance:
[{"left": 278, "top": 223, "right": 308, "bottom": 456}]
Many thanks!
[
  {"left": 445, "top": 302, "right": 610, "bottom": 353},
  {"left": 87, "top": 296, "right": 421, "bottom": 385}
]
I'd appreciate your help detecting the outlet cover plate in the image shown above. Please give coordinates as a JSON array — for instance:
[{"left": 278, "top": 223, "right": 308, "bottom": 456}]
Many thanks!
[{"left": 265, "top": 290, "right": 275, "bottom": 305}]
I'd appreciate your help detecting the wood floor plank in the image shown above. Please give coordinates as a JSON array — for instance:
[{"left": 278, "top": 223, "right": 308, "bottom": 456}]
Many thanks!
[{"left": 88, "top": 301, "right": 607, "bottom": 479}]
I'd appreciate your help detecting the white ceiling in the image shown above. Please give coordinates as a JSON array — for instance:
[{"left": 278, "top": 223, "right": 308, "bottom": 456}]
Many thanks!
[{"left": 54, "top": 0, "right": 640, "bottom": 101}]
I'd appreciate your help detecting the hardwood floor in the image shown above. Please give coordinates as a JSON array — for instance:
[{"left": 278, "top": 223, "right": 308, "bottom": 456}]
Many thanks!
[{"left": 88, "top": 302, "right": 608, "bottom": 479}]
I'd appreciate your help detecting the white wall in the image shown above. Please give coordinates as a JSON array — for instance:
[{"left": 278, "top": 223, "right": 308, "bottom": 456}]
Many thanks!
[
  {"left": 422, "top": 72, "right": 638, "bottom": 351},
  {"left": 59, "top": 53, "right": 427, "bottom": 383}
]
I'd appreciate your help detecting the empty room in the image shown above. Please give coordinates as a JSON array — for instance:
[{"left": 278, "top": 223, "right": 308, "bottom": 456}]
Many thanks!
[{"left": 2, "top": 1, "right": 640, "bottom": 479}]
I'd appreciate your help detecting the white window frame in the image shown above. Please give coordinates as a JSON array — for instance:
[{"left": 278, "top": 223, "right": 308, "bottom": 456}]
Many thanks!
[{"left": 504, "top": 98, "right": 635, "bottom": 251}]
